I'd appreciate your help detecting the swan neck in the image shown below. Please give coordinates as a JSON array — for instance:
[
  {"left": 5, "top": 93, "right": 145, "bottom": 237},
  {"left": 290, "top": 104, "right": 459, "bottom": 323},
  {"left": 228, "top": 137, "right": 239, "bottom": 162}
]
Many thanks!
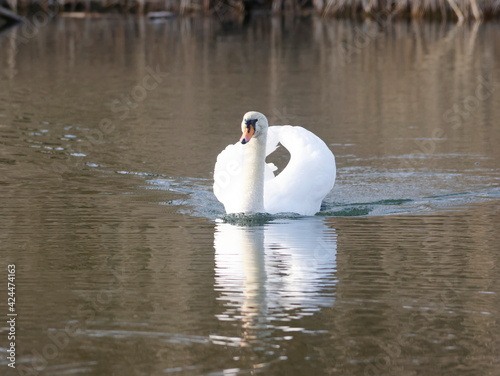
[{"left": 241, "top": 133, "right": 267, "bottom": 213}]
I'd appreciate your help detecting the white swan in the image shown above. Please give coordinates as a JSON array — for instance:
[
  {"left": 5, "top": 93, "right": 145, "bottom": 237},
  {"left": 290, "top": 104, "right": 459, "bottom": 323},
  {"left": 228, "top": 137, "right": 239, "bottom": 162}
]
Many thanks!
[{"left": 213, "top": 111, "right": 336, "bottom": 215}]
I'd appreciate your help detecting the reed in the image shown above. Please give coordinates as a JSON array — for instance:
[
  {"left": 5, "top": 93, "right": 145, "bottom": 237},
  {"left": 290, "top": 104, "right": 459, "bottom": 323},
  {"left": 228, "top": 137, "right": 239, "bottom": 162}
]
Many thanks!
[
  {"left": 1, "top": 0, "right": 499, "bottom": 21},
  {"left": 319, "top": 0, "right": 500, "bottom": 20}
]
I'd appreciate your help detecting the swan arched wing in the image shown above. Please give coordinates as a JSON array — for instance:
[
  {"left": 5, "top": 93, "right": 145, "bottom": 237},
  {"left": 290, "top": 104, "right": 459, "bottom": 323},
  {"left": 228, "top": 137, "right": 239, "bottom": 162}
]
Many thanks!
[{"left": 264, "top": 126, "right": 336, "bottom": 215}]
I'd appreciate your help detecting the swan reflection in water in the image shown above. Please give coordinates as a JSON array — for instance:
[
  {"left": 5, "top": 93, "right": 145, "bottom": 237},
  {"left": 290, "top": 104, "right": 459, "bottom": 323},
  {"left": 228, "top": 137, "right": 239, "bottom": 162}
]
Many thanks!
[{"left": 214, "top": 217, "right": 337, "bottom": 342}]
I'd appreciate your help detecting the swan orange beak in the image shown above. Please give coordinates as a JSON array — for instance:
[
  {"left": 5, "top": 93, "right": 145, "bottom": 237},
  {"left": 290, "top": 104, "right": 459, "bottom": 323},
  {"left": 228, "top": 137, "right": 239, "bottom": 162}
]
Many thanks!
[{"left": 240, "top": 124, "right": 255, "bottom": 144}]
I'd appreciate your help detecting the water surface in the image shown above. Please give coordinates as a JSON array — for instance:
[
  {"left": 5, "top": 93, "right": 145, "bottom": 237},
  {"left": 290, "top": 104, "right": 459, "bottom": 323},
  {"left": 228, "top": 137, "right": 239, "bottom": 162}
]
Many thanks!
[{"left": 1, "top": 15, "right": 499, "bottom": 376}]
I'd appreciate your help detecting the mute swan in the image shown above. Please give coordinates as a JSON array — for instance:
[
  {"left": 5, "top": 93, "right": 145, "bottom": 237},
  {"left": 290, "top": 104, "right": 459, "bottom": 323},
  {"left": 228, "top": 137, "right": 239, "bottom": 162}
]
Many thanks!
[{"left": 213, "top": 111, "right": 336, "bottom": 215}]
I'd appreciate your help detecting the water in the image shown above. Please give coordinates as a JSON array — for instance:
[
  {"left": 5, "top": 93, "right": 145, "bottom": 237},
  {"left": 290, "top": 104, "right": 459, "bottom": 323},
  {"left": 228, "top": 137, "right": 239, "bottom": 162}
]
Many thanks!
[{"left": 1, "top": 15, "right": 500, "bottom": 376}]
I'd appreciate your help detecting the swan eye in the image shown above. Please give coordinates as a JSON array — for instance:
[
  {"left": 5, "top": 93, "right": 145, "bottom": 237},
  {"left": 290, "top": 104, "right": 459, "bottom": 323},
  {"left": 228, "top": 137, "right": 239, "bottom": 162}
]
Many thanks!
[{"left": 245, "top": 119, "right": 258, "bottom": 127}]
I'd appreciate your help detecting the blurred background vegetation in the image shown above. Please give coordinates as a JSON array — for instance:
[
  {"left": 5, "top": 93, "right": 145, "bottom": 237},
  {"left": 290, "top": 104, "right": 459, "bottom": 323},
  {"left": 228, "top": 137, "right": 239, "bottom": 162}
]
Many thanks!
[{"left": 1, "top": 0, "right": 499, "bottom": 22}]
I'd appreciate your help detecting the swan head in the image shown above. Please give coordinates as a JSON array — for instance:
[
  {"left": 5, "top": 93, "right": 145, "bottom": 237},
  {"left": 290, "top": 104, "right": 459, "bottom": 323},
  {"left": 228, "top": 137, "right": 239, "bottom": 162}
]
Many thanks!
[{"left": 240, "top": 111, "right": 269, "bottom": 144}]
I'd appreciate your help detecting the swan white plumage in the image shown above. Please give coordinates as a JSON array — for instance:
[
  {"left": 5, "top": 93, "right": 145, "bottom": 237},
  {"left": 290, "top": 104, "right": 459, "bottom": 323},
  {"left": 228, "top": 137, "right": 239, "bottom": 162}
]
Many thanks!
[{"left": 213, "top": 111, "right": 336, "bottom": 215}]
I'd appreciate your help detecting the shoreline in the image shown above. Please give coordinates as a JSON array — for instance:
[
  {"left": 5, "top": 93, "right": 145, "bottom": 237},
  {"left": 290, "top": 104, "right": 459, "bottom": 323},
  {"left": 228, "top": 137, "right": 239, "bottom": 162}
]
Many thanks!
[{"left": 1, "top": 0, "right": 499, "bottom": 22}]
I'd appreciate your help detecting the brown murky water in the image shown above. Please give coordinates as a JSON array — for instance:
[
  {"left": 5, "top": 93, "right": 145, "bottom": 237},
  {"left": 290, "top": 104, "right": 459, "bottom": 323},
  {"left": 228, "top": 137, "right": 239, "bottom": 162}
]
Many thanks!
[{"left": 1, "top": 15, "right": 500, "bottom": 376}]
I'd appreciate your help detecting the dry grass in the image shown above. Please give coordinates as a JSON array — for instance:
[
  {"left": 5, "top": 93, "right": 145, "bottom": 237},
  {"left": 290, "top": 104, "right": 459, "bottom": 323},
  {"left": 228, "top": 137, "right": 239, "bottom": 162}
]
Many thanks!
[
  {"left": 2, "top": 0, "right": 500, "bottom": 20},
  {"left": 319, "top": 0, "right": 500, "bottom": 21}
]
